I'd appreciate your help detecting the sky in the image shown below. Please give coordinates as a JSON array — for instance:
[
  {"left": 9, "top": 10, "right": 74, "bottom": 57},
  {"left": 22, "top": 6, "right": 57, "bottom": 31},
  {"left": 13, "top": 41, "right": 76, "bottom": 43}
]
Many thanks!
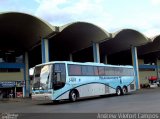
[{"left": 0, "top": 0, "right": 160, "bottom": 37}]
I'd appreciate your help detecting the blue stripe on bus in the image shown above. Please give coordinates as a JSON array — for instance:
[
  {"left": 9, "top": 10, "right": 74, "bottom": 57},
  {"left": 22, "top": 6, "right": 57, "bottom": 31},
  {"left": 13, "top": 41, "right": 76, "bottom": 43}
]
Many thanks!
[{"left": 55, "top": 80, "right": 134, "bottom": 100}]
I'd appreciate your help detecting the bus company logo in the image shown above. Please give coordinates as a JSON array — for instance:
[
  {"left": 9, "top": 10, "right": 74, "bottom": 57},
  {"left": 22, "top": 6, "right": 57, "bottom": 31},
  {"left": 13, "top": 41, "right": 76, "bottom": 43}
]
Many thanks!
[
  {"left": 99, "top": 76, "right": 119, "bottom": 80},
  {"left": 1, "top": 113, "right": 19, "bottom": 119},
  {"left": 69, "top": 78, "right": 76, "bottom": 82}
]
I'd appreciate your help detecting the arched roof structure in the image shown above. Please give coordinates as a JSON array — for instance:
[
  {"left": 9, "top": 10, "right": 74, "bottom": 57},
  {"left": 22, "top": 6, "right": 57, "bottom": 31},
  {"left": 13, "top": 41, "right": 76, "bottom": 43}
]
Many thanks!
[
  {"left": 50, "top": 22, "right": 110, "bottom": 53},
  {"left": 100, "top": 29, "right": 149, "bottom": 55},
  {"left": 0, "top": 12, "right": 157, "bottom": 60},
  {"left": 0, "top": 12, "right": 55, "bottom": 51},
  {"left": 138, "top": 35, "right": 160, "bottom": 56}
]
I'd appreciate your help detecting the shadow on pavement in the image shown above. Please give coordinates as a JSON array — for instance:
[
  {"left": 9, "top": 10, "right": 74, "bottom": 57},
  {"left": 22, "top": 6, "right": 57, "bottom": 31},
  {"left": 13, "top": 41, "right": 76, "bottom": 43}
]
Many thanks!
[{"left": 37, "top": 93, "right": 133, "bottom": 106}]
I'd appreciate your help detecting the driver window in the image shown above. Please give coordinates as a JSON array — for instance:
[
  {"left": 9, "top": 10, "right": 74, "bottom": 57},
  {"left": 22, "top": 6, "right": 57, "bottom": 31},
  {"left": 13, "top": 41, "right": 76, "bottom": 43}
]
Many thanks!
[
  {"left": 52, "top": 63, "right": 66, "bottom": 90},
  {"left": 53, "top": 64, "right": 66, "bottom": 83}
]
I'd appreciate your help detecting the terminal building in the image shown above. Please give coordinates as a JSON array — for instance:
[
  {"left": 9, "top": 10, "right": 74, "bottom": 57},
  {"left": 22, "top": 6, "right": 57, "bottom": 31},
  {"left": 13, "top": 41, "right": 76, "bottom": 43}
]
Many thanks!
[{"left": 0, "top": 12, "right": 160, "bottom": 98}]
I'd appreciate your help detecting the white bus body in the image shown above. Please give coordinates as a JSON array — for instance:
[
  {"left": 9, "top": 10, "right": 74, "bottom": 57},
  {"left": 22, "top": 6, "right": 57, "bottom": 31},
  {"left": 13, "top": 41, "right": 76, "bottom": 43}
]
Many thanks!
[{"left": 32, "top": 61, "right": 135, "bottom": 102}]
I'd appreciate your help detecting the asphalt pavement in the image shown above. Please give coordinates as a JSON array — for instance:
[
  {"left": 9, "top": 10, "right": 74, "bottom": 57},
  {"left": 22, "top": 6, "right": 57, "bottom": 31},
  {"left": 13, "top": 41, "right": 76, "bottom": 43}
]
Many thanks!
[{"left": 0, "top": 87, "right": 160, "bottom": 119}]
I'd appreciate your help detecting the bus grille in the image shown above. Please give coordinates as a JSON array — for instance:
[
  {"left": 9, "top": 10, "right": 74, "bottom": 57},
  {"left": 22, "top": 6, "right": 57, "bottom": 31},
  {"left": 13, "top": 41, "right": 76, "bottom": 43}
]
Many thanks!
[{"left": 130, "top": 84, "right": 135, "bottom": 90}]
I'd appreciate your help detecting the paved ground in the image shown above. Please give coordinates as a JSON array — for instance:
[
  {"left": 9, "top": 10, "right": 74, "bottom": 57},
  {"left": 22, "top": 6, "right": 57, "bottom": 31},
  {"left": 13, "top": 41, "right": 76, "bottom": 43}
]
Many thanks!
[{"left": 0, "top": 88, "right": 160, "bottom": 118}]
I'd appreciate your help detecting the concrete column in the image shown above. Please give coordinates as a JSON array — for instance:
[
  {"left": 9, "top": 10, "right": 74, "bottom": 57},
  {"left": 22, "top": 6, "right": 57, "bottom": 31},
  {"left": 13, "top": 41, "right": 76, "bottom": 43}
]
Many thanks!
[
  {"left": 23, "top": 86, "right": 25, "bottom": 98},
  {"left": 104, "top": 55, "right": 108, "bottom": 64},
  {"left": 14, "top": 87, "right": 16, "bottom": 98},
  {"left": 156, "top": 59, "right": 160, "bottom": 79},
  {"left": 69, "top": 53, "right": 73, "bottom": 61},
  {"left": 24, "top": 52, "right": 30, "bottom": 97},
  {"left": 131, "top": 46, "right": 140, "bottom": 89},
  {"left": 41, "top": 39, "right": 49, "bottom": 63},
  {"left": 93, "top": 42, "right": 100, "bottom": 63}
]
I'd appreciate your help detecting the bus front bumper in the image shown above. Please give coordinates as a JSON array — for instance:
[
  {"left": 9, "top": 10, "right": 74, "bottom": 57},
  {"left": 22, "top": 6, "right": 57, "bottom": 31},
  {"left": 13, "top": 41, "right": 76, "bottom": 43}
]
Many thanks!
[{"left": 32, "top": 93, "right": 52, "bottom": 101}]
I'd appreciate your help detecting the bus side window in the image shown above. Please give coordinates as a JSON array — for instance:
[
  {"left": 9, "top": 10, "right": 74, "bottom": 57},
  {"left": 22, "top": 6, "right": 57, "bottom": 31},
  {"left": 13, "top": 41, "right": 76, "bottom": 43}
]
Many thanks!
[
  {"left": 68, "top": 64, "right": 81, "bottom": 76},
  {"left": 98, "top": 67, "right": 105, "bottom": 76},
  {"left": 94, "top": 66, "right": 99, "bottom": 75}
]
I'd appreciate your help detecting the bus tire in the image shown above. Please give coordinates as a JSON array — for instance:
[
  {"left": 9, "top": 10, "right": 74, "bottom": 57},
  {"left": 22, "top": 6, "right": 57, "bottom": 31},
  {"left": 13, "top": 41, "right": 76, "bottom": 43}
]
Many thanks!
[
  {"left": 122, "top": 86, "right": 128, "bottom": 95},
  {"left": 116, "top": 86, "right": 122, "bottom": 96},
  {"left": 69, "top": 90, "right": 77, "bottom": 102}
]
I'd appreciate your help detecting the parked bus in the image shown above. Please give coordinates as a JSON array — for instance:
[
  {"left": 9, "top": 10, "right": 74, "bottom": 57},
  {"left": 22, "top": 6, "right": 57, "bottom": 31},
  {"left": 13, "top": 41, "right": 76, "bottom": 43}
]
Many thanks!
[{"left": 32, "top": 61, "right": 135, "bottom": 102}]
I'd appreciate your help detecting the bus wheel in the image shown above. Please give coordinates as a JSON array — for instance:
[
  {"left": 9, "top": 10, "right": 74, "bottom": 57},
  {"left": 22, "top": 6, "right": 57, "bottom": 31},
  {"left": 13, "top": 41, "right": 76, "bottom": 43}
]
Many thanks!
[
  {"left": 69, "top": 90, "right": 77, "bottom": 102},
  {"left": 122, "top": 86, "right": 128, "bottom": 95},
  {"left": 116, "top": 87, "right": 122, "bottom": 96}
]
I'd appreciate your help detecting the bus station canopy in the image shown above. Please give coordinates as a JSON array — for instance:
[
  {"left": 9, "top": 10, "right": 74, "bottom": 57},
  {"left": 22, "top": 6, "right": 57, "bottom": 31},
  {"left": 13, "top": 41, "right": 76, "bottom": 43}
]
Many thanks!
[
  {"left": 0, "top": 12, "right": 159, "bottom": 59},
  {"left": 0, "top": 12, "right": 54, "bottom": 51},
  {"left": 48, "top": 25, "right": 151, "bottom": 56},
  {"left": 138, "top": 35, "right": 160, "bottom": 59},
  {"left": 99, "top": 29, "right": 150, "bottom": 55},
  {"left": 48, "top": 22, "right": 110, "bottom": 54}
]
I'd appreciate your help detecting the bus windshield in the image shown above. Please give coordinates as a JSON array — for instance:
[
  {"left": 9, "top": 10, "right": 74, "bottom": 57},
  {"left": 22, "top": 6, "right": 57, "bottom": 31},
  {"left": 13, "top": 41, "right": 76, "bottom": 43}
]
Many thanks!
[{"left": 33, "top": 65, "right": 51, "bottom": 90}]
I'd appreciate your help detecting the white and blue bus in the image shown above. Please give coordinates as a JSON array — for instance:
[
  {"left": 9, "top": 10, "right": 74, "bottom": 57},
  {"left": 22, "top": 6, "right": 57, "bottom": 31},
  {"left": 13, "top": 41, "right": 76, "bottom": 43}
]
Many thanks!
[{"left": 32, "top": 61, "right": 135, "bottom": 102}]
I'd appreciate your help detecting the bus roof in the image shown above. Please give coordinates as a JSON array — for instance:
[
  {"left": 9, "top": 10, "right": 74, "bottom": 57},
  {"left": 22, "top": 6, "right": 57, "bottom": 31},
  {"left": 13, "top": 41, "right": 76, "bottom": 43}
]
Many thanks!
[{"left": 35, "top": 61, "right": 133, "bottom": 68}]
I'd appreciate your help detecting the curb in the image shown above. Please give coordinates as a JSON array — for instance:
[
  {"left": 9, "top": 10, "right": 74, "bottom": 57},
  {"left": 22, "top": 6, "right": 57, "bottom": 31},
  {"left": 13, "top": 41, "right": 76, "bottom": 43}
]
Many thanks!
[{"left": 0, "top": 98, "right": 31, "bottom": 102}]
